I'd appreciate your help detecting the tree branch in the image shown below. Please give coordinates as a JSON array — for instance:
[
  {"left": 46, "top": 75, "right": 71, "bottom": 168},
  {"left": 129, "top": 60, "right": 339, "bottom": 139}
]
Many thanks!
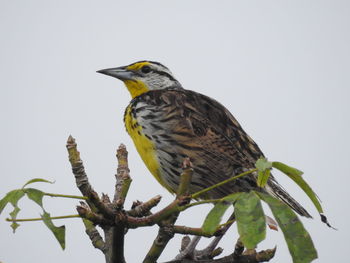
[
  {"left": 66, "top": 135, "right": 111, "bottom": 216},
  {"left": 114, "top": 144, "right": 132, "bottom": 206},
  {"left": 65, "top": 139, "right": 277, "bottom": 263},
  {"left": 67, "top": 137, "right": 128, "bottom": 263},
  {"left": 81, "top": 217, "right": 106, "bottom": 253},
  {"left": 143, "top": 159, "right": 193, "bottom": 263},
  {"left": 164, "top": 239, "right": 276, "bottom": 263},
  {"left": 172, "top": 225, "right": 214, "bottom": 237},
  {"left": 127, "top": 195, "right": 162, "bottom": 217},
  {"left": 104, "top": 144, "right": 134, "bottom": 263}
]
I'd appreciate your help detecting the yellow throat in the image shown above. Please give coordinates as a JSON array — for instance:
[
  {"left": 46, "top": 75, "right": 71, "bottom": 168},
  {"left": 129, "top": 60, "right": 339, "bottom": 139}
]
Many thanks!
[
  {"left": 124, "top": 80, "right": 149, "bottom": 99},
  {"left": 124, "top": 62, "right": 151, "bottom": 98}
]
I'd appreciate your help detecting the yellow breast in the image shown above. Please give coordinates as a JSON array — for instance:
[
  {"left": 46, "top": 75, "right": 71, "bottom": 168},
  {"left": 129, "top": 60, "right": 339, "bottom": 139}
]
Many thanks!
[{"left": 124, "top": 105, "right": 173, "bottom": 192}]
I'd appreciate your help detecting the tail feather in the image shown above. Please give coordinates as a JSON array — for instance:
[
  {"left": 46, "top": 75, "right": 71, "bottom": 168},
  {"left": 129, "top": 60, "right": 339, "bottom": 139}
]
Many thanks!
[{"left": 266, "top": 178, "right": 312, "bottom": 218}]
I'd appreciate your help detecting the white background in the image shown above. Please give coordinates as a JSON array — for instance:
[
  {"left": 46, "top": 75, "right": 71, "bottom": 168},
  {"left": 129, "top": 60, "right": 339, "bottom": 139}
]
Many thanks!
[{"left": 0, "top": 1, "right": 349, "bottom": 262}]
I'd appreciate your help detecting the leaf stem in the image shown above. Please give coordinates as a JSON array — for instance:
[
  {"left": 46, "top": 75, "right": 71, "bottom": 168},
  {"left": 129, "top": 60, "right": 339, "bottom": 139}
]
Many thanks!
[
  {"left": 6, "top": 214, "right": 81, "bottom": 222},
  {"left": 218, "top": 218, "right": 236, "bottom": 229},
  {"left": 44, "top": 192, "right": 87, "bottom": 200},
  {"left": 182, "top": 199, "right": 220, "bottom": 210},
  {"left": 191, "top": 168, "right": 258, "bottom": 199}
]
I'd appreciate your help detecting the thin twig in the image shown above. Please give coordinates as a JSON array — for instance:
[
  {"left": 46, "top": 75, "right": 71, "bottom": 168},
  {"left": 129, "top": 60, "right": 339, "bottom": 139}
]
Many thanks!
[
  {"left": 182, "top": 199, "right": 220, "bottom": 210},
  {"left": 6, "top": 214, "right": 80, "bottom": 222}
]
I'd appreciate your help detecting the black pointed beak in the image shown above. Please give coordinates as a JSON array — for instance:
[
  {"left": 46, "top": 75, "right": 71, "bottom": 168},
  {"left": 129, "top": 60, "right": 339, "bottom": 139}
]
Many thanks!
[{"left": 97, "top": 67, "right": 135, "bottom": 81}]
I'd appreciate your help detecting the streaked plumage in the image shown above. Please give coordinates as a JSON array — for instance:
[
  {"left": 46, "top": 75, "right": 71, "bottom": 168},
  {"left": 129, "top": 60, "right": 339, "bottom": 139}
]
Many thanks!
[{"left": 98, "top": 61, "right": 311, "bottom": 218}]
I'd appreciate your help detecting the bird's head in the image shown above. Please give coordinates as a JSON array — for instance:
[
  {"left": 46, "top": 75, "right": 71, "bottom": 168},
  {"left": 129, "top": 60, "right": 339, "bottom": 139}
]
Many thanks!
[{"left": 97, "top": 61, "right": 182, "bottom": 98}]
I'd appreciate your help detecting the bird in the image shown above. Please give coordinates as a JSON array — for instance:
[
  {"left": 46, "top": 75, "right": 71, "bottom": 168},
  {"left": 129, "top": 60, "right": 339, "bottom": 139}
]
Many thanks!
[{"left": 97, "top": 60, "right": 311, "bottom": 218}]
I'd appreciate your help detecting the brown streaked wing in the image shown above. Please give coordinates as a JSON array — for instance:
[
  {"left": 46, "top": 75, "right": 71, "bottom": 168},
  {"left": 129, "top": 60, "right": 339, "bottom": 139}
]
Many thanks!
[{"left": 143, "top": 88, "right": 265, "bottom": 197}]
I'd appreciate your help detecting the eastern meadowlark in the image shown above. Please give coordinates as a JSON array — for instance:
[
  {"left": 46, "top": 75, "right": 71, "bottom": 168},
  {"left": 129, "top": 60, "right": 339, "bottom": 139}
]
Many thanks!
[{"left": 98, "top": 61, "right": 311, "bottom": 218}]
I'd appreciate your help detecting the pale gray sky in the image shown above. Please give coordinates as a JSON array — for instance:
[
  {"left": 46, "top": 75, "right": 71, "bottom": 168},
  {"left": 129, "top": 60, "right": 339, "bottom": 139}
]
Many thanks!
[{"left": 0, "top": 1, "right": 349, "bottom": 262}]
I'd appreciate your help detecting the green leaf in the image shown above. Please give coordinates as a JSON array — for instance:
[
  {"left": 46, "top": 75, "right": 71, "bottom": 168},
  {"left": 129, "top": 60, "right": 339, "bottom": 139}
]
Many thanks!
[
  {"left": 0, "top": 193, "right": 10, "bottom": 214},
  {"left": 235, "top": 191, "right": 266, "bottom": 249},
  {"left": 41, "top": 211, "right": 66, "bottom": 250},
  {"left": 11, "top": 221, "right": 20, "bottom": 231},
  {"left": 10, "top": 206, "right": 21, "bottom": 232},
  {"left": 222, "top": 192, "right": 243, "bottom": 203},
  {"left": 22, "top": 178, "right": 54, "bottom": 188},
  {"left": 24, "top": 188, "right": 45, "bottom": 208},
  {"left": 272, "top": 161, "right": 322, "bottom": 214},
  {"left": 9, "top": 206, "right": 20, "bottom": 219},
  {"left": 257, "top": 169, "right": 271, "bottom": 187},
  {"left": 255, "top": 157, "right": 273, "bottom": 171},
  {"left": 272, "top": 161, "right": 303, "bottom": 176},
  {"left": 1, "top": 190, "right": 25, "bottom": 232},
  {"left": 7, "top": 189, "right": 25, "bottom": 207},
  {"left": 257, "top": 192, "right": 317, "bottom": 263},
  {"left": 255, "top": 158, "right": 272, "bottom": 187},
  {"left": 202, "top": 193, "right": 241, "bottom": 235}
]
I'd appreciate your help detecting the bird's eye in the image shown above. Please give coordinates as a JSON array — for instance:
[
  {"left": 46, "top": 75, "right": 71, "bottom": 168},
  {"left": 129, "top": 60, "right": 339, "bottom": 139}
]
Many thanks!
[{"left": 141, "top": 65, "right": 151, "bottom": 74}]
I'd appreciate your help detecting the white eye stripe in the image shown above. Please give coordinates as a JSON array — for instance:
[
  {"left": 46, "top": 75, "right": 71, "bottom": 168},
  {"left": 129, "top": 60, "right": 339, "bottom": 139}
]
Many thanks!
[{"left": 150, "top": 69, "right": 177, "bottom": 82}]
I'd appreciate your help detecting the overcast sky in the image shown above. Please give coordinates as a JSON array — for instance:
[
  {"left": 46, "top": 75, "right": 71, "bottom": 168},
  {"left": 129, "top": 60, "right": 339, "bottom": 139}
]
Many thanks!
[{"left": 0, "top": 1, "right": 349, "bottom": 262}]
